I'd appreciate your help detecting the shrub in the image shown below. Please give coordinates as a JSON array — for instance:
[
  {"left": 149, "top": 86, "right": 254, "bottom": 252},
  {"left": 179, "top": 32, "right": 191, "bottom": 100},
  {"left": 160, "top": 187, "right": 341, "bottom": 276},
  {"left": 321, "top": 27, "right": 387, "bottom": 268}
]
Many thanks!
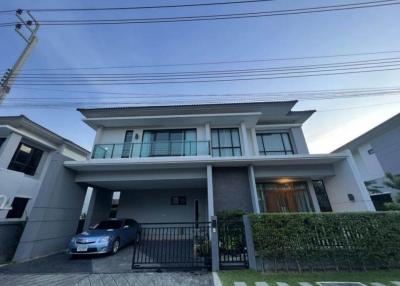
[{"left": 249, "top": 212, "right": 400, "bottom": 272}]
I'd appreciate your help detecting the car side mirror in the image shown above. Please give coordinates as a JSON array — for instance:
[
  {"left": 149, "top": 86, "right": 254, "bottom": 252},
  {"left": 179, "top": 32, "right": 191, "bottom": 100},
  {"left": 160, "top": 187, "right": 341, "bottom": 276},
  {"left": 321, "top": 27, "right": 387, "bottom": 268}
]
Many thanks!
[{"left": 123, "top": 225, "right": 129, "bottom": 229}]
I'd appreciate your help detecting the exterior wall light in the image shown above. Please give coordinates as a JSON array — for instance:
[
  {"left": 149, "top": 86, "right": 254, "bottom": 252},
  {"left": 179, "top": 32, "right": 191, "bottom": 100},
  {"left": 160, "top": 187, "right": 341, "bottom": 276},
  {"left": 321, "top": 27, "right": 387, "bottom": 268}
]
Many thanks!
[{"left": 348, "top": 194, "right": 355, "bottom": 202}]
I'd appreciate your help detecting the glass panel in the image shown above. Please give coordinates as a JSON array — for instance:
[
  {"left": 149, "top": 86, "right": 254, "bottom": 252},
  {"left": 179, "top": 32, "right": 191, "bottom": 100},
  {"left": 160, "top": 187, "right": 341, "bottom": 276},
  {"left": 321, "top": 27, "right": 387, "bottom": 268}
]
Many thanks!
[
  {"left": 170, "top": 141, "right": 183, "bottom": 156},
  {"left": 212, "top": 149, "right": 220, "bottom": 157},
  {"left": 0, "top": 138, "right": 5, "bottom": 148},
  {"left": 233, "top": 148, "right": 242, "bottom": 156},
  {"left": 220, "top": 148, "right": 232, "bottom": 157},
  {"left": 185, "top": 130, "right": 197, "bottom": 155},
  {"left": 111, "top": 144, "right": 123, "bottom": 158},
  {"left": 257, "top": 182, "right": 312, "bottom": 213},
  {"left": 231, "top": 129, "right": 241, "bottom": 147},
  {"left": 141, "top": 132, "right": 152, "bottom": 157},
  {"left": 219, "top": 129, "right": 232, "bottom": 147},
  {"left": 124, "top": 130, "right": 133, "bottom": 143},
  {"left": 263, "top": 134, "right": 284, "bottom": 151},
  {"left": 170, "top": 131, "right": 183, "bottom": 142},
  {"left": 155, "top": 131, "right": 169, "bottom": 141},
  {"left": 282, "top": 133, "right": 292, "bottom": 151},
  {"left": 211, "top": 130, "right": 219, "bottom": 148},
  {"left": 256, "top": 135, "right": 264, "bottom": 153},
  {"left": 312, "top": 180, "right": 332, "bottom": 212},
  {"left": 8, "top": 143, "right": 43, "bottom": 176}
]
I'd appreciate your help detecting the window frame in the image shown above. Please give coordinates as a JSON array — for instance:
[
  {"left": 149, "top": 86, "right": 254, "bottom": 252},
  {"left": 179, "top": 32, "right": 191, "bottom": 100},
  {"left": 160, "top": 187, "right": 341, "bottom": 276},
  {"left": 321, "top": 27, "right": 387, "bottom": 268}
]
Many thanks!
[
  {"left": 256, "top": 132, "right": 294, "bottom": 155},
  {"left": 0, "top": 138, "right": 6, "bottom": 148},
  {"left": 142, "top": 129, "right": 197, "bottom": 157},
  {"left": 8, "top": 142, "right": 44, "bottom": 176},
  {"left": 6, "top": 197, "right": 30, "bottom": 219},
  {"left": 211, "top": 128, "right": 242, "bottom": 157}
]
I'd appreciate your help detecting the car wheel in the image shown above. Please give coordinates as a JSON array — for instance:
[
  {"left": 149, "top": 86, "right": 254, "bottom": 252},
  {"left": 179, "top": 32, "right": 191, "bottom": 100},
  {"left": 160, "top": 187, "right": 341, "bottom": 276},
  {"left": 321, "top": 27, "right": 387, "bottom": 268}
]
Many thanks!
[{"left": 112, "top": 239, "right": 120, "bottom": 254}]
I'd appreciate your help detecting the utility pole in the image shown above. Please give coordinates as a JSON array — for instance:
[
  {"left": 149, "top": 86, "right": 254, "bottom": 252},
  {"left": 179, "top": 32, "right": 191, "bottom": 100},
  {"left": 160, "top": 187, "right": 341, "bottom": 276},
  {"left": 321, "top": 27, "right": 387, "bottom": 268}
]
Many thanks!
[{"left": 0, "top": 9, "right": 40, "bottom": 104}]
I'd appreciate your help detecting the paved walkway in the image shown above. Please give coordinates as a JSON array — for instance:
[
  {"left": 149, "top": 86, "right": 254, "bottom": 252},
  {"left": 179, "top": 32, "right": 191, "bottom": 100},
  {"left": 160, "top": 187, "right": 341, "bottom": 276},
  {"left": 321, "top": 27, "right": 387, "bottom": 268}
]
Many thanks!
[
  {"left": 232, "top": 282, "right": 400, "bottom": 286},
  {"left": 0, "top": 272, "right": 213, "bottom": 286}
]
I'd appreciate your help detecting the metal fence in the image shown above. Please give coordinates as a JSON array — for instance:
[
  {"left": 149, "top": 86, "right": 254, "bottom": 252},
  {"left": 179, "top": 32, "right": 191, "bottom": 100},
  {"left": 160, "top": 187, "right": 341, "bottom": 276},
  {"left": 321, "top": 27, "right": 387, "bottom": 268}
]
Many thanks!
[
  {"left": 218, "top": 219, "right": 248, "bottom": 269},
  {"left": 132, "top": 222, "right": 212, "bottom": 270}
]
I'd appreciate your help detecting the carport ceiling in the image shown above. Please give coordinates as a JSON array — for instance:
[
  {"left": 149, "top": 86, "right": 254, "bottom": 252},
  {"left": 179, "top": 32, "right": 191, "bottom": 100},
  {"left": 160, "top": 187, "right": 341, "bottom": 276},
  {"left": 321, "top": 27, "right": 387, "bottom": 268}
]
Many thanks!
[{"left": 88, "top": 178, "right": 206, "bottom": 191}]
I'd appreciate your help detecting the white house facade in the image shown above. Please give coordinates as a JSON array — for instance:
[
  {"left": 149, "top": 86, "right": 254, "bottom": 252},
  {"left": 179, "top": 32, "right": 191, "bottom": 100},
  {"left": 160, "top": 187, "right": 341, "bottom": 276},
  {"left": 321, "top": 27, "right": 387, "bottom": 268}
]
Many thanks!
[
  {"left": 65, "top": 101, "right": 375, "bottom": 228},
  {"left": 334, "top": 112, "right": 400, "bottom": 204},
  {"left": 0, "top": 115, "right": 89, "bottom": 220}
]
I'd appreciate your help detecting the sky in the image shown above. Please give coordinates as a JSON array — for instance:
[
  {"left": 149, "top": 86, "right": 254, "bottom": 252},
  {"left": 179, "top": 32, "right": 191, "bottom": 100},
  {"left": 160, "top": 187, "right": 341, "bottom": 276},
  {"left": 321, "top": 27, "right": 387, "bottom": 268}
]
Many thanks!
[{"left": 0, "top": 0, "right": 399, "bottom": 153}]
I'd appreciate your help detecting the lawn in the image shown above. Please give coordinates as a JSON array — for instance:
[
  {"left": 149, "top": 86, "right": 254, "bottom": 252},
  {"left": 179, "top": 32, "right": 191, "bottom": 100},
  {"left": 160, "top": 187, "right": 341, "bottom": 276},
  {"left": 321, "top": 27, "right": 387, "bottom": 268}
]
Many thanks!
[{"left": 218, "top": 269, "right": 400, "bottom": 285}]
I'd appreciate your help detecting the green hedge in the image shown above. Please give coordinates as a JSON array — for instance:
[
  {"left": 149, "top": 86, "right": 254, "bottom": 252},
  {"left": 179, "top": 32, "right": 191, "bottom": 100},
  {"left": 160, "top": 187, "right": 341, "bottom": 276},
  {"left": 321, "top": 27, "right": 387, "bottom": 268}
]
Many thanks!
[{"left": 249, "top": 212, "right": 400, "bottom": 272}]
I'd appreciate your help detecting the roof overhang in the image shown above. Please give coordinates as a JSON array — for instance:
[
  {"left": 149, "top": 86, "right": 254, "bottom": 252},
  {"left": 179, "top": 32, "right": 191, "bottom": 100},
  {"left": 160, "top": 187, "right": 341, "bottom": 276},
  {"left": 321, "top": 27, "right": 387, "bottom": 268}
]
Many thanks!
[
  {"left": 83, "top": 112, "right": 262, "bottom": 129},
  {"left": 64, "top": 153, "right": 348, "bottom": 172}
]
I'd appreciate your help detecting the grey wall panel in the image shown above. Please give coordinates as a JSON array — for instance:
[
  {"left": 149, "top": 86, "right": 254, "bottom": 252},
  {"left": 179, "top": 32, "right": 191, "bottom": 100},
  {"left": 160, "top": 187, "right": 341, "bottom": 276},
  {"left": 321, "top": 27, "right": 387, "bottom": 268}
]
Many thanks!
[
  {"left": 13, "top": 152, "right": 87, "bottom": 262},
  {"left": 371, "top": 125, "right": 400, "bottom": 175},
  {"left": 0, "top": 221, "right": 24, "bottom": 263},
  {"left": 212, "top": 167, "right": 253, "bottom": 213},
  {"left": 117, "top": 189, "right": 207, "bottom": 223}
]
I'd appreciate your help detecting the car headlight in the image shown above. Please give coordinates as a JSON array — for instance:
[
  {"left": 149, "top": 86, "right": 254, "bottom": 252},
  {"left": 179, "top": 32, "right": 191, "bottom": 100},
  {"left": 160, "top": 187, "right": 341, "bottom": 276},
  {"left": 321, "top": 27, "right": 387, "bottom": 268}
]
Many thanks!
[
  {"left": 97, "top": 236, "right": 111, "bottom": 243},
  {"left": 70, "top": 237, "right": 76, "bottom": 243}
]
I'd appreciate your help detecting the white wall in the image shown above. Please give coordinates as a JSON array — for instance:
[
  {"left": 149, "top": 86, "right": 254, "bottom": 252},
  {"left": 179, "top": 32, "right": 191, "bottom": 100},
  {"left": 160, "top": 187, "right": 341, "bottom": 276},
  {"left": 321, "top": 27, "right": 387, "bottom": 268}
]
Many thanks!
[
  {"left": 324, "top": 154, "right": 375, "bottom": 212},
  {"left": 117, "top": 189, "right": 208, "bottom": 223},
  {"left": 352, "top": 143, "right": 385, "bottom": 182}
]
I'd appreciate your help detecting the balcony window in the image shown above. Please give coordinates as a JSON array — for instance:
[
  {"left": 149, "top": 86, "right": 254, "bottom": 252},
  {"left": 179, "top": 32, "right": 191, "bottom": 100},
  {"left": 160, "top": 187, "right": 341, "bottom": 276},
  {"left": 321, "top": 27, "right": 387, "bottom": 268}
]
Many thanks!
[
  {"left": 141, "top": 129, "right": 197, "bottom": 157},
  {"left": 257, "top": 132, "right": 294, "bottom": 155},
  {"left": 211, "top": 128, "right": 241, "bottom": 157},
  {"left": 257, "top": 182, "right": 313, "bottom": 213},
  {"left": 8, "top": 143, "right": 43, "bottom": 176}
]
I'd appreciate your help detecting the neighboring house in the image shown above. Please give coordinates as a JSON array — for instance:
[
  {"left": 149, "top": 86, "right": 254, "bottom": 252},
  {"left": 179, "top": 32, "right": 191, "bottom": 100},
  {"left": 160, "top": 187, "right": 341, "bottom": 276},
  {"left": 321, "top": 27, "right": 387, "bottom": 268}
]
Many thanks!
[
  {"left": 64, "top": 101, "right": 375, "bottom": 229},
  {"left": 0, "top": 115, "right": 89, "bottom": 262},
  {"left": 334, "top": 113, "right": 400, "bottom": 207}
]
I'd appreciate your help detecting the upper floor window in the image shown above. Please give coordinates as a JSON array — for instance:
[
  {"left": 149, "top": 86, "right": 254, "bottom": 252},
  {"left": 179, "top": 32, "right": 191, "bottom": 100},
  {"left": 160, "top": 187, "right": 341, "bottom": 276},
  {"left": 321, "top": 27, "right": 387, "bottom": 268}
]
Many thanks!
[
  {"left": 8, "top": 143, "right": 43, "bottom": 176},
  {"left": 0, "top": 138, "right": 5, "bottom": 148},
  {"left": 257, "top": 132, "right": 294, "bottom": 155},
  {"left": 211, "top": 128, "right": 241, "bottom": 157},
  {"left": 122, "top": 130, "right": 134, "bottom": 158},
  {"left": 142, "top": 129, "right": 197, "bottom": 157}
]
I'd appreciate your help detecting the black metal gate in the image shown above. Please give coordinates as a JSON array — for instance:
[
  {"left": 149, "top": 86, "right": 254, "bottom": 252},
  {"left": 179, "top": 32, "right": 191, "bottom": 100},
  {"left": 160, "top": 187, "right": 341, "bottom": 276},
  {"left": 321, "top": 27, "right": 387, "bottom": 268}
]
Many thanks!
[
  {"left": 218, "top": 219, "right": 248, "bottom": 269},
  {"left": 132, "top": 222, "right": 212, "bottom": 270}
]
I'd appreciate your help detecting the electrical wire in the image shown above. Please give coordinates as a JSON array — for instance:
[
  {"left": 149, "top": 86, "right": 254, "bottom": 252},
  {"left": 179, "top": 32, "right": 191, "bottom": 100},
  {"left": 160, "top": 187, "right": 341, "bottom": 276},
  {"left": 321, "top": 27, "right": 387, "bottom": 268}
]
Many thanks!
[{"left": 0, "top": 0, "right": 399, "bottom": 27}]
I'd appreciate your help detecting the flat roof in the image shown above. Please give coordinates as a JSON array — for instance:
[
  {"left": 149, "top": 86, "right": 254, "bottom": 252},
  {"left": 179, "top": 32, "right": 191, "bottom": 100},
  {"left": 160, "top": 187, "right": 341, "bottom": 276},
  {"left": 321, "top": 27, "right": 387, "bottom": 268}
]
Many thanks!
[
  {"left": 334, "top": 112, "right": 400, "bottom": 152},
  {"left": 0, "top": 115, "right": 89, "bottom": 156}
]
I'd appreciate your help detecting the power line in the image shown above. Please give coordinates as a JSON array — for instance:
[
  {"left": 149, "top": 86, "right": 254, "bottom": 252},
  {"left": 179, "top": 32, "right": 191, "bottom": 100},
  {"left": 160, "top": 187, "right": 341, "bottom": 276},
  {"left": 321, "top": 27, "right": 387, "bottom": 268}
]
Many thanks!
[
  {"left": 10, "top": 57, "right": 400, "bottom": 79},
  {"left": 0, "top": 0, "right": 399, "bottom": 27},
  {"left": 27, "top": 0, "right": 275, "bottom": 13},
  {"left": 10, "top": 65, "right": 400, "bottom": 85},
  {"left": 11, "top": 50, "right": 400, "bottom": 71}
]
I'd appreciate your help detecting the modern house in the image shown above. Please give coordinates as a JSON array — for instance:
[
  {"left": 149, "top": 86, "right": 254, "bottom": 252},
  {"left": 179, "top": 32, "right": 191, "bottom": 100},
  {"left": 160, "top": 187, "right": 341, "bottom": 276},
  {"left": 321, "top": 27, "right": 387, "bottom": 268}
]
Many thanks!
[
  {"left": 334, "top": 113, "right": 400, "bottom": 207},
  {"left": 0, "top": 115, "right": 89, "bottom": 263},
  {"left": 64, "top": 101, "right": 375, "bottom": 229}
]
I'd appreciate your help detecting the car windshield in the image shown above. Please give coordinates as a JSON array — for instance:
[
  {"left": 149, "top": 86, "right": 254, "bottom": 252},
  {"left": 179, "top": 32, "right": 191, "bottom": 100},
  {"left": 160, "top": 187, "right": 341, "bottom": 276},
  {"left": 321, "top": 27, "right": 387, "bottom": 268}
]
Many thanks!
[{"left": 95, "top": 220, "right": 122, "bottom": 230}]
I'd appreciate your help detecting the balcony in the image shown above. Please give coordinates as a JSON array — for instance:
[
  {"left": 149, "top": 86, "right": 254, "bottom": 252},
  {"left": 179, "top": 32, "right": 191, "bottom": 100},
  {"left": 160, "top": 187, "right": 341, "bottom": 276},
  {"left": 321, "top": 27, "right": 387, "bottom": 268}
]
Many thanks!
[{"left": 91, "top": 141, "right": 210, "bottom": 159}]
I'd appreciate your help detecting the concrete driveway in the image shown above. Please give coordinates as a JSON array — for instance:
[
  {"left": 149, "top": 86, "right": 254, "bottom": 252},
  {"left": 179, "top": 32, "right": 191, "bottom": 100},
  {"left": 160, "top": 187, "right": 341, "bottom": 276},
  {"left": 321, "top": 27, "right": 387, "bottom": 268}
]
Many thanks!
[{"left": 0, "top": 245, "right": 213, "bottom": 285}]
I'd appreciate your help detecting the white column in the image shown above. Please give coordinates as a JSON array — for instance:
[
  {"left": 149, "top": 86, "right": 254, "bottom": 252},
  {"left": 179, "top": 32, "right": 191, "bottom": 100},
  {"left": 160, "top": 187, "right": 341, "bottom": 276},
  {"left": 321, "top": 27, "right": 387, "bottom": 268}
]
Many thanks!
[
  {"left": 205, "top": 123, "right": 211, "bottom": 156},
  {"left": 93, "top": 127, "right": 104, "bottom": 145},
  {"left": 307, "top": 180, "right": 321, "bottom": 213},
  {"left": 240, "top": 122, "right": 250, "bottom": 156},
  {"left": 248, "top": 165, "right": 260, "bottom": 213},
  {"left": 0, "top": 132, "right": 22, "bottom": 169},
  {"left": 250, "top": 128, "right": 259, "bottom": 156},
  {"left": 206, "top": 165, "right": 215, "bottom": 220}
]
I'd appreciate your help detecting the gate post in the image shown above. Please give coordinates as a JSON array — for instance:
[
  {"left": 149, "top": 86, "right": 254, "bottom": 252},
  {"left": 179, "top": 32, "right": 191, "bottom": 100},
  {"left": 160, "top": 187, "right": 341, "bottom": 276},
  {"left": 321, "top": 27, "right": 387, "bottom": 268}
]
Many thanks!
[
  {"left": 243, "top": 215, "right": 257, "bottom": 270},
  {"left": 211, "top": 216, "right": 220, "bottom": 271}
]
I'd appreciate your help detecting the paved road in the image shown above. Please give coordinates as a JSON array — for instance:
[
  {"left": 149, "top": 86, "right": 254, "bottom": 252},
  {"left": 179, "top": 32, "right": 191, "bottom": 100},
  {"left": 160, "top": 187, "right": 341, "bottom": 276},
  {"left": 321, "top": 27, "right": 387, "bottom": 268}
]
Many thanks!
[
  {"left": 0, "top": 245, "right": 213, "bottom": 285},
  {"left": 0, "top": 272, "right": 213, "bottom": 286}
]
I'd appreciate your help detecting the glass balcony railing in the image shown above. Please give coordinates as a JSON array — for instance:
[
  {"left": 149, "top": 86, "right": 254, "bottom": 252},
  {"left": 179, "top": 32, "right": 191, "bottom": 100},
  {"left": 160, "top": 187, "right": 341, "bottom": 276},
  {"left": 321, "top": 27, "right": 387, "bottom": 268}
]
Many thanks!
[{"left": 91, "top": 141, "right": 210, "bottom": 159}]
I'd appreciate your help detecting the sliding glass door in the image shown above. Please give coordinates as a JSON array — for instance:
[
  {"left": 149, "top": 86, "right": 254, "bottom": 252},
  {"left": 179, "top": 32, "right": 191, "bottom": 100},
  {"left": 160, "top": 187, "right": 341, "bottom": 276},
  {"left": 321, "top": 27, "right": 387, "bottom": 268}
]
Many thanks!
[{"left": 257, "top": 182, "right": 313, "bottom": 213}]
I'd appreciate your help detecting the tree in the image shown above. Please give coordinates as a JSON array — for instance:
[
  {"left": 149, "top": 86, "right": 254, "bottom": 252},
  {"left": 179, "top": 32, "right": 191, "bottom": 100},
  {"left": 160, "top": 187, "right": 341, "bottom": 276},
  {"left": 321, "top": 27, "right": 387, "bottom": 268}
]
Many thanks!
[
  {"left": 384, "top": 172, "right": 400, "bottom": 190},
  {"left": 383, "top": 172, "right": 400, "bottom": 211}
]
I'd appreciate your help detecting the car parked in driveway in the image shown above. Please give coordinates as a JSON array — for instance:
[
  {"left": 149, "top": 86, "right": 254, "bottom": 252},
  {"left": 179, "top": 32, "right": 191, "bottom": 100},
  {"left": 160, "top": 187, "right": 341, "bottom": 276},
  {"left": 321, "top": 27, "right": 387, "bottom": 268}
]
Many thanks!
[{"left": 68, "top": 218, "right": 140, "bottom": 256}]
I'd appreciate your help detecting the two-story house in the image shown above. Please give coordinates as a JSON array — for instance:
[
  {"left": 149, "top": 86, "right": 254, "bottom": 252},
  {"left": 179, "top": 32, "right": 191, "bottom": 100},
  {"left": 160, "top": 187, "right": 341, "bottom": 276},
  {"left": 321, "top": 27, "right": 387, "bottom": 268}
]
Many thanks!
[
  {"left": 65, "top": 101, "right": 375, "bottom": 228},
  {"left": 0, "top": 115, "right": 89, "bottom": 263}
]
